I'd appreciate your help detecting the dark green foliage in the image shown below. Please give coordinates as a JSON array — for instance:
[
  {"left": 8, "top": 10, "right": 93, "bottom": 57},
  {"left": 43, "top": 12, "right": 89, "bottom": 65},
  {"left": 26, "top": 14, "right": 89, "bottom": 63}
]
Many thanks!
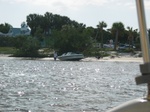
[
  {"left": 111, "top": 22, "right": 125, "bottom": 50},
  {"left": 26, "top": 14, "right": 42, "bottom": 36},
  {"left": 13, "top": 36, "right": 40, "bottom": 57},
  {"left": 0, "top": 47, "right": 16, "bottom": 54},
  {"left": 0, "top": 37, "right": 15, "bottom": 47},
  {"left": 26, "top": 12, "right": 86, "bottom": 36},
  {"left": 135, "top": 43, "right": 141, "bottom": 50},
  {"left": 51, "top": 25, "right": 94, "bottom": 54},
  {"left": 96, "top": 21, "right": 107, "bottom": 48},
  {"left": 0, "top": 23, "right": 12, "bottom": 33},
  {"left": 119, "top": 48, "right": 135, "bottom": 53},
  {"left": 0, "top": 12, "right": 142, "bottom": 58},
  {"left": 83, "top": 47, "right": 109, "bottom": 57},
  {"left": 34, "top": 26, "right": 44, "bottom": 42}
]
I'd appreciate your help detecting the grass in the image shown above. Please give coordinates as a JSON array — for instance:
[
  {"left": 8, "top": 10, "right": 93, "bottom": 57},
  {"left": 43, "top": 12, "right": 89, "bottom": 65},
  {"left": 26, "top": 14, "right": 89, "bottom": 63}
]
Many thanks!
[
  {"left": 0, "top": 47, "right": 54, "bottom": 57},
  {"left": 0, "top": 47, "right": 17, "bottom": 54}
]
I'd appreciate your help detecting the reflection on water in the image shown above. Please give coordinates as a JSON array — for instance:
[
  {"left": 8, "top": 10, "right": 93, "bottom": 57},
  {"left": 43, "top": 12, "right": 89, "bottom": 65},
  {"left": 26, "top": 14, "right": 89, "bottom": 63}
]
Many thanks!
[{"left": 0, "top": 59, "right": 146, "bottom": 112}]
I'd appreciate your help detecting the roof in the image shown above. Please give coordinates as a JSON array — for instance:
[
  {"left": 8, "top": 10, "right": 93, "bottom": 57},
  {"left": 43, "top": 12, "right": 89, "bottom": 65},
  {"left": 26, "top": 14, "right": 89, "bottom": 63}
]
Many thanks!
[
  {"left": 8, "top": 28, "right": 21, "bottom": 36},
  {"left": 7, "top": 28, "right": 30, "bottom": 37}
]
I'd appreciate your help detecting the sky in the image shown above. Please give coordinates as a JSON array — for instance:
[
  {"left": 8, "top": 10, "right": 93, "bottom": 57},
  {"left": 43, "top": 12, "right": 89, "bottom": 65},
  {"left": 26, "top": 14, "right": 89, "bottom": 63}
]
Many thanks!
[{"left": 0, "top": 0, "right": 150, "bottom": 30}]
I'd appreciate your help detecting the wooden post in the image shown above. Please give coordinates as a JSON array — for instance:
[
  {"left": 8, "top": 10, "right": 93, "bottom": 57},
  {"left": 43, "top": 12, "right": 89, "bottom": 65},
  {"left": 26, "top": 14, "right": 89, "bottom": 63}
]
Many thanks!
[{"left": 136, "top": 0, "right": 150, "bottom": 100}]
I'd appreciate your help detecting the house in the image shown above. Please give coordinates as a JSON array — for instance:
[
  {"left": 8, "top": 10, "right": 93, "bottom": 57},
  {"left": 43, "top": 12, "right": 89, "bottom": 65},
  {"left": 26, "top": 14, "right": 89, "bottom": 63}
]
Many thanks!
[{"left": 0, "top": 22, "right": 31, "bottom": 37}]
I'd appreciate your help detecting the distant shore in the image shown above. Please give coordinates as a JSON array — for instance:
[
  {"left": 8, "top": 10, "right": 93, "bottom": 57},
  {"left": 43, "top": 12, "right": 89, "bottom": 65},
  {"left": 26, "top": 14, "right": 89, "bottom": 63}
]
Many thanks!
[
  {"left": 81, "top": 56, "right": 143, "bottom": 62},
  {"left": 0, "top": 53, "right": 143, "bottom": 62},
  {"left": 82, "top": 52, "right": 143, "bottom": 62}
]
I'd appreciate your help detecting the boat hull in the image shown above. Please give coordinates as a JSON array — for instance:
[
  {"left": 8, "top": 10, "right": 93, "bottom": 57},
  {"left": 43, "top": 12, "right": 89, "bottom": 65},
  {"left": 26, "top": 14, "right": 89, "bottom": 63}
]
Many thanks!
[{"left": 58, "top": 52, "right": 84, "bottom": 61}]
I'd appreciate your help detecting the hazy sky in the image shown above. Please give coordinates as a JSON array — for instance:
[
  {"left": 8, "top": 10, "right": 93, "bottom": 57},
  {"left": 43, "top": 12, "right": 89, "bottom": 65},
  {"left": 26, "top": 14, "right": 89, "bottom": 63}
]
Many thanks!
[{"left": 1, "top": 0, "right": 150, "bottom": 29}]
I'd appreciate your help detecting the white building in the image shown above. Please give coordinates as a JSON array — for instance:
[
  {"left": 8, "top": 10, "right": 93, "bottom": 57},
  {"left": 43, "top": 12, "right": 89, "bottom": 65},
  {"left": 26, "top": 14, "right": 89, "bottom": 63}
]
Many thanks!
[{"left": 0, "top": 22, "right": 31, "bottom": 37}]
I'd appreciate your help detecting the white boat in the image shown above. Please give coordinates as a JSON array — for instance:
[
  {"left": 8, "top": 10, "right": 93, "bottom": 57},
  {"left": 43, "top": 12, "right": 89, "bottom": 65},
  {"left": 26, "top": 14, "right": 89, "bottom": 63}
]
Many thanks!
[{"left": 58, "top": 52, "right": 84, "bottom": 61}]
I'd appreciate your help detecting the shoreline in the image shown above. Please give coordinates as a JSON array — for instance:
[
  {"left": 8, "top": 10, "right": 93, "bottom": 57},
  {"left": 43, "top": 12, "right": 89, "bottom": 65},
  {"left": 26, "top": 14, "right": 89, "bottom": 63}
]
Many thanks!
[
  {"left": 81, "top": 56, "right": 143, "bottom": 62},
  {"left": 0, "top": 54, "right": 143, "bottom": 62}
]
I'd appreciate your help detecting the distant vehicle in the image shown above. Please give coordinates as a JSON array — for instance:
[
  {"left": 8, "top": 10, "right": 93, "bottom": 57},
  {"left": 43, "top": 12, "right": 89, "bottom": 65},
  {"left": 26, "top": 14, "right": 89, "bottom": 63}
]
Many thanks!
[
  {"left": 103, "top": 44, "right": 114, "bottom": 48},
  {"left": 118, "top": 44, "right": 135, "bottom": 50},
  {"left": 118, "top": 44, "right": 126, "bottom": 50}
]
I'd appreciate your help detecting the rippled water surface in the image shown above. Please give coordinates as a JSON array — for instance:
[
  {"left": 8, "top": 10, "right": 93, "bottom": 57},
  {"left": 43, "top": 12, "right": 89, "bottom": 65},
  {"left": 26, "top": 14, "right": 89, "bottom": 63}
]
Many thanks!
[{"left": 0, "top": 58, "right": 146, "bottom": 112}]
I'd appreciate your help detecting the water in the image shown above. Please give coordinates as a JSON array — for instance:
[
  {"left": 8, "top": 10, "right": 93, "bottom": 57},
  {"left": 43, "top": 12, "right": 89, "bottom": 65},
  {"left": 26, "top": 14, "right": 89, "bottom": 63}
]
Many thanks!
[{"left": 0, "top": 58, "right": 147, "bottom": 112}]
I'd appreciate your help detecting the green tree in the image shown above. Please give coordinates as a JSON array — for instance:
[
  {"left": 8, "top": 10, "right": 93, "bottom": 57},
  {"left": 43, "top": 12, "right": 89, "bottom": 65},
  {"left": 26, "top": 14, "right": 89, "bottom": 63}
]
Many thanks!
[
  {"left": 14, "top": 36, "right": 40, "bottom": 57},
  {"left": 97, "top": 21, "right": 107, "bottom": 48},
  {"left": 127, "top": 27, "right": 138, "bottom": 48},
  {"left": 34, "top": 26, "right": 44, "bottom": 41},
  {"left": 26, "top": 14, "right": 43, "bottom": 36},
  {"left": 111, "top": 22, "right": 125, "bottom": 50},
  {"left": 43, "top": 12, "right": 53, "bottom": 35},
  {"left": 0, "top": 23, "right": 12, "bottom": 33},
  {"left": 26, "top": 12, "right": 86, "bottom": 36},
  {"left": 51, "top": 25, "right": 93, "bottom": 54},
  {"left": 51, "top": 14, "right": 71, "bottom": 30},
  {"left": 0, "top": 37, "right": 15, "bottom": 47}
]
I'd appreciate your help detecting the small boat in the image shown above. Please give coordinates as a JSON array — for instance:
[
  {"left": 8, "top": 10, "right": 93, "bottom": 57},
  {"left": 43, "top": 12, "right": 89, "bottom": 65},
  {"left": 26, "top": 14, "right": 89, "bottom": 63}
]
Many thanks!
[{"left": 58, "top": 52, "right": 84, "bottom": 61}]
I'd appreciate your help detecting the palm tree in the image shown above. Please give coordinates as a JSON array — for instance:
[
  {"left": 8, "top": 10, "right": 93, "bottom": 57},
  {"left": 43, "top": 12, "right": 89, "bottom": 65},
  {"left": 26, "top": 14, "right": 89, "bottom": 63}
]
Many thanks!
[
  {"left": 111, "top": 22, "right": 125, "bottom": 50},
  {"left": 127, "top": 27, "right": 138, "bottom": 49},
  {"left": 97, "top": 21, "right": 107, "bottom": 48},
  {"left": 43, "top": 12, "right": 53, "bottom": 35},
  {"left": 27, "top": 14, "right": 42, "bottom": 36}
]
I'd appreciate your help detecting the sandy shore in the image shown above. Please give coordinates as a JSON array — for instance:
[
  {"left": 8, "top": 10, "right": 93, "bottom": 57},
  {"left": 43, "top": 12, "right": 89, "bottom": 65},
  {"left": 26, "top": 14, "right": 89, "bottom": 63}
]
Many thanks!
[
  {"left": 0, "top": 54, "right": 143, "bottom": 62},
  {"left": 81, "top": 56, "right": 143, "bottom": 62},
  {"left": 82, "top": 52, "right": 143, "bottom": 62}
]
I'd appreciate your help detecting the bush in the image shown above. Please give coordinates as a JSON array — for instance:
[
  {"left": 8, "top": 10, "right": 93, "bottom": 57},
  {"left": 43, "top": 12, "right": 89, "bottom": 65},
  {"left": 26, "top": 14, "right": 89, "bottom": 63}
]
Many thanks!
[
  {"left": 83, "top": 48, "right": 109, "bottom": 57},
  {"left": 0, "top": 47, "right": 16, "bottom": 54},
  {"left": 119, "top": 48, "right": 134, "bottom": 53},
  {"left": 13, "top": 36, "right": 40, "bottom": 57},
  {"left": 0, "top": 36, "right": 15, "bottom": 47}
]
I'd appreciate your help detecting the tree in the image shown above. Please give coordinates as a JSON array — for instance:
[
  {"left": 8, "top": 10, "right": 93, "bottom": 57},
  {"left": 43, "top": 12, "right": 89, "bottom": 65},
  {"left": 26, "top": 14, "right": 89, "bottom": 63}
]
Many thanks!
[
  {"left": 0, "top": 23, "right": 12, "bottom": 33},
  {"left": 51, "top": 14, "right": 71, "bottom": 30},
  {"left": 111, "top": 22, "right": 125, "bottom": 50},
  {"left": 26, "top": 12, "right": 86, "bottom": 36},
  {"left": 0, "top": 37, "right": 15, "bottom": 47},
  {"left": 127, "top": 27, "right": 138, "bottom": 48},
  {"left": 97, "top": 21, "right": 107, "bottom": 48},
  {"left": 14, "top": 36, "right": 40, "bottom": 57},
  {"left": 26, "top": 14, "right": 43, "bottom": 36},
  {"left": 43, "top": 12, "right": 53, "bottom": 35},
  {"left": 34, "top": 26, "right": 44, "bottom": 41},
  {"left": 51, "top": 25, "right": 93, "bottom": 54}
]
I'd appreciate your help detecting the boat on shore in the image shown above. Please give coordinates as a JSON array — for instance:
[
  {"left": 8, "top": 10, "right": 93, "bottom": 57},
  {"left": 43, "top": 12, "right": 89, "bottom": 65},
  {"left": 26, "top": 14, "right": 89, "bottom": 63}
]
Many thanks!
[{"left": 58, "top": 52, "right": 84, "bottom": 61}]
